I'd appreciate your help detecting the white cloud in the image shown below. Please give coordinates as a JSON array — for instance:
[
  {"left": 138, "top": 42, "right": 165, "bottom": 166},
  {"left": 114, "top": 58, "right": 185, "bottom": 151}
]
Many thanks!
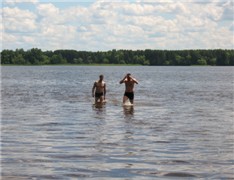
[
  {"left": 3, "top": 7, "right": 37, "bottom": 33},
  {"left": 1, "top": 0, "right": 233, "bottom": 51},
  {"left": 3, "top": 0, "right": 39, "bottom": 5},
  {"left": 230, "top": 22, "right": 234, "bottom": 31},
  {"left": 22, "top": 36, "right": 35, "bottom": 43},
  {"left": 37, "top": 3, "right": 59, "bottom": 17},
  {"left": 41, "top": 24, "right": 76, "bottom": 38},
  {"left": 221, "top": 1, "right": 234, "bottom": 21},
  {"left": 3, "top": 7, "right": 36, "bottom": 19},
  {"left": 3, "top": 34, "right": 17, "bottom": 43}
]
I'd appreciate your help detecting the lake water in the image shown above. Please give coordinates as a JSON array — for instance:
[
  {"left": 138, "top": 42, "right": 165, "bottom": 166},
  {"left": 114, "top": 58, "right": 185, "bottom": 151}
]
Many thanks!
[{"left": 1, "top": 66, "right": 234, "bottom": 179}]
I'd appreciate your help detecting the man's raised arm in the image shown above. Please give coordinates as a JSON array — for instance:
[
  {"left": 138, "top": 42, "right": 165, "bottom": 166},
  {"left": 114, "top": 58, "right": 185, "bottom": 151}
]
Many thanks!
[
  {"left": 120, "top": 75, "right": 127, "bottom": 84},
  {"left": 132, "top": 77, "right": 139, "bottom": 84}
]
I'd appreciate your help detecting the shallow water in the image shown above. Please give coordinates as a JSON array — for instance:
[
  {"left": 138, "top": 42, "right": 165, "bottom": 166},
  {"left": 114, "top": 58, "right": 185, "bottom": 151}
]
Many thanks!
[{"left": 1, "top": 66, "right": 234, "bottom": 179}]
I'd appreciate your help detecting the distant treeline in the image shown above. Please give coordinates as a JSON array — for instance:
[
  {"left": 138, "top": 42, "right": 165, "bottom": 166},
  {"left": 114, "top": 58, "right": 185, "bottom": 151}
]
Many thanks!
[{"left": 1, "top": 48, "right": 234, "bottom": 66}]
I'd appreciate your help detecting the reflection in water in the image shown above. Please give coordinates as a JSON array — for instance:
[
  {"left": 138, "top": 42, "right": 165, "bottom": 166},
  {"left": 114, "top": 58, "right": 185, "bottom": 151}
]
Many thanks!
[
  {"left": 92, "top": 104, "right": 106, "bottom": 116},
  {"left": 123, "top": 106, "right": 134, "bottom": 118},
  {"left": 93, "top": 104, "right": 104, "bottom": 109}
]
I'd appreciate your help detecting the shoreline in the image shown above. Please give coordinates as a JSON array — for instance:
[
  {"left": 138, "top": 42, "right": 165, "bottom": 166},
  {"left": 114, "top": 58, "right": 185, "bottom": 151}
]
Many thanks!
[
  {"left": 0, "top": 64, "right": 143, "bottom": 66},
  {"left": 1, "top": 64, "right": 230, "bottom": 67}
]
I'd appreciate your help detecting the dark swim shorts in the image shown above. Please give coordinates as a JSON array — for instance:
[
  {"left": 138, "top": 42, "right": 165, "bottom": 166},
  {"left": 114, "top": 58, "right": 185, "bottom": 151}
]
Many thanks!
[
  {"left": 95, "top": 92, "right": 104, "bottom": 98},
  {"left": 124, "top": 92, "right": 134, "bottom": 100}
]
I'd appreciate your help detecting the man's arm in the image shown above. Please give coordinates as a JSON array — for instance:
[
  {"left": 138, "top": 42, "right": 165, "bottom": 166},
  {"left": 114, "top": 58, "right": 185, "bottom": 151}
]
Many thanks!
[
  {"left": 130, "top": 76, "right": 138, "bottom": 84},
  {"left": 119, "top": 75, "right": 127, "bottom": 84},
  {"left": 103, "top": 83, "right": 106, "bottom": 99},
  {"left": 132, "top": 78, "right": 139, "bottom": 84},
  {"left": 92, "top": 82, "right": 96, "bottom": 97}
]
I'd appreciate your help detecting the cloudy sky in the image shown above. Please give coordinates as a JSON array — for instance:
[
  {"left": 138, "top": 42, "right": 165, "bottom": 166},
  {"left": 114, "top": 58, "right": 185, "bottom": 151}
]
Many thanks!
[{"left": 1, "top": 0, "right": 233, "bottom": 51}]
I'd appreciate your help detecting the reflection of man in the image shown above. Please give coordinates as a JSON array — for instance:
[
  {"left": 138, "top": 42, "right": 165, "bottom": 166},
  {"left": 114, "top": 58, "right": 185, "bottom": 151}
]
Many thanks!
[
  {"left": 92, "top": 75, "right": 106, "bottom": 104},
  {"left": 119, "top": 73, "right": 138, "bottom": 104},
  {"left": 123, "top": 106, "right": 134, "bottom": 116}
]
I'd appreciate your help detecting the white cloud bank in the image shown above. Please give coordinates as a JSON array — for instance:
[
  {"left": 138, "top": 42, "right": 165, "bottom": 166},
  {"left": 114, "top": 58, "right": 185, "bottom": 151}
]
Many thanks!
[{"left": 1, "top": 0, "right": 234, "bottom": 51}]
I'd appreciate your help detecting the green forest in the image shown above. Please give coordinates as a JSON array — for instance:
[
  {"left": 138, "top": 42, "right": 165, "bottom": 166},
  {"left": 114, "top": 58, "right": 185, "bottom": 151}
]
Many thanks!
[{"left": 1, "top": 48, "right": 233, "bottom": 66}]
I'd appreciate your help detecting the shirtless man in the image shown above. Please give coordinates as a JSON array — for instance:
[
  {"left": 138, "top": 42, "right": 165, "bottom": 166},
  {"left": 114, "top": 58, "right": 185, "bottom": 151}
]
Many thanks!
[
  {"left": 120, "top": 73, "right": 138, "bottom": 104},
  {"left": 92, "top": 75, "right": 106, "bottom": 104}
]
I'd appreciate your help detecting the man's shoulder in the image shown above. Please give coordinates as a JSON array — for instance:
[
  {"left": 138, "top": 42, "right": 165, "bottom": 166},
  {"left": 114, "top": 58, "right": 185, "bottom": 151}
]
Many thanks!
[
  {"left": 125, "top": 80, "right": 133, "bottom": 83},
  {"left": 95, "top": 81, "right": 105, "bottom": 85}
]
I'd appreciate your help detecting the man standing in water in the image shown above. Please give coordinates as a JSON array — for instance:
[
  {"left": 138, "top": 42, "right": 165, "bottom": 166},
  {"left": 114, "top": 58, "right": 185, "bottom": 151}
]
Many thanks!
[
  {"left": 92, "top": 74, "right": 106, "bottom": 104},
  {"left": 120, "top": 73, "right": 138, "bottom": 105}
]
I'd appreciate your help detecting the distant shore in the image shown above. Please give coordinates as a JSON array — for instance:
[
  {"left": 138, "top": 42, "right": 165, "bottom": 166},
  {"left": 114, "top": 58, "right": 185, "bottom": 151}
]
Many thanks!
[
  {"left": 0, "top": 64, "right": 142, "bottom": 66},
  {"left": 1, "top": 48, "right": 233, "bottom": 66}
]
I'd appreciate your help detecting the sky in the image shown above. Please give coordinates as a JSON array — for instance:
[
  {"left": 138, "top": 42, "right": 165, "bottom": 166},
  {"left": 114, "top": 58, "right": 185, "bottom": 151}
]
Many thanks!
[{"left": 1, "top": 0, "right": 234, "bottom": 51}]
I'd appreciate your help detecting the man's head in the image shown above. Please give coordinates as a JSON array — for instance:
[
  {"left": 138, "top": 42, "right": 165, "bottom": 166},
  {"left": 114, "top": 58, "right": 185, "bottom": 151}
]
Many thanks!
[
  {"left": 126, "top": 73, "right": 131, "bottom": 80},
  {"left": 99, "top": 74, "right": 104, "bottom": 80}
]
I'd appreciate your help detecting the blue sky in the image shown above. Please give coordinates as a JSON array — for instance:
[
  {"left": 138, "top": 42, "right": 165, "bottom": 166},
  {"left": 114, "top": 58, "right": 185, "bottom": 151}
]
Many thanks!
[{"left": 1, "top": 0, "right": 233, "bottom": 51}]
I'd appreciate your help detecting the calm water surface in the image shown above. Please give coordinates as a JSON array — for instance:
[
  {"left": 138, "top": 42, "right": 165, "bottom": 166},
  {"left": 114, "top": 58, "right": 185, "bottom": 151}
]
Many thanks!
[{"left": 1, "top": 66, "right": 234, "bottom": 179}]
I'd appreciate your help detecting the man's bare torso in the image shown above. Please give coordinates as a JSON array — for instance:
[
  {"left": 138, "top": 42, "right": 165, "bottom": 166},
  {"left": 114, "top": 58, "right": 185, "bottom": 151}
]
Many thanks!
[
  {"left": 95, "top": 81, "right": 105, "bottom": 93},
  {"left": 124, "top": 80, "right": 135, "bottom": 92}
]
